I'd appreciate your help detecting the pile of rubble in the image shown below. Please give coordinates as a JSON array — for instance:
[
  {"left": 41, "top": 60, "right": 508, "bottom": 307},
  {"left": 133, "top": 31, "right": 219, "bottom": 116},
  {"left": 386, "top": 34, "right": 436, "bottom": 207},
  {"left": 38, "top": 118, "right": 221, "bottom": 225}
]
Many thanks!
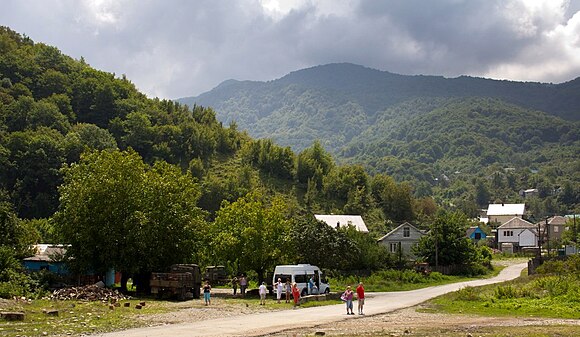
[{"left": 51, "top": 284, "right": 129, "bottom": 302}]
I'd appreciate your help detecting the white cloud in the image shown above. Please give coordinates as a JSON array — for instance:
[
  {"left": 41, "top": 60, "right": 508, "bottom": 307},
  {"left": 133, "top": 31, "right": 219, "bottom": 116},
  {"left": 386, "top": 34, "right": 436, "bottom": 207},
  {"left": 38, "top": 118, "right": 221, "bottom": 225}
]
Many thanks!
[{"left": 1, "top": 0, "right": 579, "bottom": 98}]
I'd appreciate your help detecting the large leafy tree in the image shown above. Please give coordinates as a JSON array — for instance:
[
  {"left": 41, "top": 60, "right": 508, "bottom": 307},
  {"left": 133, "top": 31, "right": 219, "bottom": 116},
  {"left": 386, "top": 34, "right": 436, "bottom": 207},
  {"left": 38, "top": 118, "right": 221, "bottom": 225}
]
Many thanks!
[
  {"left": 290, "top": 217, "right": 359, "bottom": 270},
  {"left": 54, "top": 149, "right": 207, "bottom": 291},
  {"left": 414, "top": 210, "right": 490, "bottom": 275},
  {"left": 210, "top": 191, "right": 291, "bottom": 283}
]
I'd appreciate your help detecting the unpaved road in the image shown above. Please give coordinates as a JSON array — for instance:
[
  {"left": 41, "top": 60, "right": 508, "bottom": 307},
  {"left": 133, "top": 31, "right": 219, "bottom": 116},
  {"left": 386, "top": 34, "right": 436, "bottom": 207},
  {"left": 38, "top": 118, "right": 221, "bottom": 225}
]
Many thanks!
[{"left": 98, "top": 263, "right": 531, "bottom": 337}]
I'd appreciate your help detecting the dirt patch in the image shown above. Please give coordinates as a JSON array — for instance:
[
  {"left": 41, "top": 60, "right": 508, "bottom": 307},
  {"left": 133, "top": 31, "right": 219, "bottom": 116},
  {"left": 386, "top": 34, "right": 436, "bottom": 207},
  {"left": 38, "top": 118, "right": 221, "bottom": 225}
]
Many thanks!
[
  {"left": 135, "top": 295, "right": 284, "bottom": 326},
  {"left": 267, "top": 305, "right": 580, "bottom": 337}
]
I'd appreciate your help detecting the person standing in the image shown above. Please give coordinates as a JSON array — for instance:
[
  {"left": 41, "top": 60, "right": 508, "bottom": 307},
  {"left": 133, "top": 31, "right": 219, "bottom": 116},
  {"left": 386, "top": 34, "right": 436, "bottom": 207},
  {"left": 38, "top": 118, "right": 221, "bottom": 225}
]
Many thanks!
[
  {"left": 342, "top": 285, "right": 354, "bottom": 315},
  {"left": 239, "top": 275, "right": 247, "bottom": 298},
  {"left": 308, "top": 276, "right": 314, "bottom": 295},
  {"left": 231, "top": 276, "right": 238, "bottom": 296},
  {"left": 356, "top": 282, "right": 365, "bottom": 315},
  {"left": 203, "top": 281, "right": 211, "bottom": 306},
  {"left": 259, "top": 281, "right": 267, "bottom": 305},
  {"left": 276, "top": 278, "right": 284, "bottom": 303},
  {"left": 284, "top": 278, "right": 291, "bottom": 303},
  {"left": 291, "top": 282, "right": 300, "bottom": 308}
]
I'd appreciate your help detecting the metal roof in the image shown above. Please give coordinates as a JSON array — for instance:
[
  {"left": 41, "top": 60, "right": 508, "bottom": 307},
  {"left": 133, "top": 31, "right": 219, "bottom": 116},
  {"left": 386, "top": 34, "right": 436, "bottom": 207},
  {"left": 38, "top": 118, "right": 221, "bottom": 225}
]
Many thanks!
[
  {"left": 314, "top": 214, "right": 369, "bottom": 233},
  {"left": 487, "top": 203, "right": 526, "bottom": 216}
]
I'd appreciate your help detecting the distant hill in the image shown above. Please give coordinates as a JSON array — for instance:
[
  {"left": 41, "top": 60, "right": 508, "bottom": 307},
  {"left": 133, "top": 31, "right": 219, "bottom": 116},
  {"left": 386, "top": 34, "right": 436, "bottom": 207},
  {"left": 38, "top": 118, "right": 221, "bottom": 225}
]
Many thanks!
[{"left": 177, "top": 63, "right": 580, "bottom": 155}]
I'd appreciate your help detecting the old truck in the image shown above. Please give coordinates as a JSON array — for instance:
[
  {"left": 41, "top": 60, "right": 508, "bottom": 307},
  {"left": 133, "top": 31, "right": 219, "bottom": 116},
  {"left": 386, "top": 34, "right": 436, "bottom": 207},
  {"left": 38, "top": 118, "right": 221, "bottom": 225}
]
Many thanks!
[
  {"left": 204, "top": 265, "right": 228, "bottom": 285},
  {"left": 150, "top": 264, "right": 201, "bottom": 300}
]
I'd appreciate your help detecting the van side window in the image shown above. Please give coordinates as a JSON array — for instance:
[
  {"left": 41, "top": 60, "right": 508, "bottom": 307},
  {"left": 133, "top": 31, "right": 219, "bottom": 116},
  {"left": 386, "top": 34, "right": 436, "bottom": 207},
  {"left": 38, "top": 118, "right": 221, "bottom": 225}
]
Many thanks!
[{"left": 294, "top": 274, "right": 307, "bottom": 283}]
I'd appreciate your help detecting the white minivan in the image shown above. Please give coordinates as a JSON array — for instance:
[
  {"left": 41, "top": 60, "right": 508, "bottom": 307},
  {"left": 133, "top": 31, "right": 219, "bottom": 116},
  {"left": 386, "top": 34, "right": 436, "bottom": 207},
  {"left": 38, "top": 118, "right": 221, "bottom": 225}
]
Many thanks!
[{"left": 272, "top": 264, "right": 330, "bottom": 296}]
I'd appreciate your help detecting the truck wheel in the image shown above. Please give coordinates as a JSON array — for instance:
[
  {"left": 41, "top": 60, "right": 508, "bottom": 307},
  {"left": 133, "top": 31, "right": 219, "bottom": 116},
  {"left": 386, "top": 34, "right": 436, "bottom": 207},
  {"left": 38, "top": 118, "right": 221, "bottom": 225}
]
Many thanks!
[
  {"left": 301, "top": 288, "right": 308, "bottom": 297},
  {"left": 324, "top": 288, "right": 330, "bottom": 294}
]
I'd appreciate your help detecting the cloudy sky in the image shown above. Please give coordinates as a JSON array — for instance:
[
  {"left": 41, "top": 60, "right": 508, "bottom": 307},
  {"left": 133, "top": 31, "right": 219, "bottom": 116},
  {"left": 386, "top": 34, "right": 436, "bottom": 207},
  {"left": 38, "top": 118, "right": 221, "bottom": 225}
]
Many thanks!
[{"left": 2, "top": 0, "right": 580, "bottom": 99}]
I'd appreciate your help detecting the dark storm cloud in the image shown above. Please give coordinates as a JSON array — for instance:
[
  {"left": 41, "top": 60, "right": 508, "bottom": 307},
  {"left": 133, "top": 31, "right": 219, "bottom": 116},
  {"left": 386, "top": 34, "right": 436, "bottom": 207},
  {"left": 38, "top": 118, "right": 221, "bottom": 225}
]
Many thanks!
[{"left": 1, "top": 0, "right": 579, "bottom": 98}]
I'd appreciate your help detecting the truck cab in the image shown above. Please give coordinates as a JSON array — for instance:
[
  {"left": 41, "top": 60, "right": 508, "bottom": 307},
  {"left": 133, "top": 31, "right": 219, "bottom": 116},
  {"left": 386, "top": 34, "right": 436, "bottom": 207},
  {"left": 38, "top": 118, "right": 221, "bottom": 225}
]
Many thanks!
[{"left": 272, "top": 264, "right": 330, "bottom": 296}]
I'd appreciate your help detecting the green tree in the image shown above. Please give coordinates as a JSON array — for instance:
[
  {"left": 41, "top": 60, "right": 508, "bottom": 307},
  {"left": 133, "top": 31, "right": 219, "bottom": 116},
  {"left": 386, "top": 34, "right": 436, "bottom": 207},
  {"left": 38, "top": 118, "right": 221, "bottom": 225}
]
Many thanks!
[
  {"left": 54, "top": 149, "right": 207, "bottom": 291},
  {"left": 290, "top": 216, "right": 358, "bottom": 270},
  {"left": 414, "top": 210, "right": 490, "bottom": 275},
  {"left": 296, "top": 140, "right": 334, "bottom": 185},
  {"left": 210, "top": 191, "right": 291, "bottom": 283}
]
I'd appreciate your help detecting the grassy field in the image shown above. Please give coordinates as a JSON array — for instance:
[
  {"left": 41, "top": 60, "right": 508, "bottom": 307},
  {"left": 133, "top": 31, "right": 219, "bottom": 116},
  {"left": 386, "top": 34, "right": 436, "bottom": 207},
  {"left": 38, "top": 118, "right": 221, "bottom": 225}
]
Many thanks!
[
  {"left": 425, "top": 257, "right": 580, "bottom": 320},
  {"left": 0, "top": 298, "right": 174, "bottom": 336}
]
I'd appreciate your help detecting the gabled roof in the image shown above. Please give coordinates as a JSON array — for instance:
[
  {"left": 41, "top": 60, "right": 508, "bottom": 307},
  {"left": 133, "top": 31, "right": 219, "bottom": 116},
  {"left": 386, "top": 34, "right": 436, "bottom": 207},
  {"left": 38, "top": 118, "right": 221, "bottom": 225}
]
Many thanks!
[
  {"left": 314, "top": 214, "right": 369, "bottom": 233},
  {"left": 377, "top": 222, "right": 424, "bottom": 242},
  {"left": 547, "top": 216, "right": 567, "bottom": 226},
  {"left": 498, "top": 217, "right": 535, "bottom": 229},
  {"left": 466, "top": 226, "right": 484, "bottom": 237},
  {"left": 487, "top": 203, "right": 525, "bottom": 216}
]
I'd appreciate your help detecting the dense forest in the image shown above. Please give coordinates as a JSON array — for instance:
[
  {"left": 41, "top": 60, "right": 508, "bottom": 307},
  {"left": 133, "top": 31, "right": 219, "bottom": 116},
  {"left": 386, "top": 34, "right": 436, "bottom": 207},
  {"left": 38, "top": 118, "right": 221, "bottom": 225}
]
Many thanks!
[
  {"left": 179, "top": 63, "right": 580, "bottom": 218},
  {"left": 0, "top": 27, "right": 578, "bottom": 297}
]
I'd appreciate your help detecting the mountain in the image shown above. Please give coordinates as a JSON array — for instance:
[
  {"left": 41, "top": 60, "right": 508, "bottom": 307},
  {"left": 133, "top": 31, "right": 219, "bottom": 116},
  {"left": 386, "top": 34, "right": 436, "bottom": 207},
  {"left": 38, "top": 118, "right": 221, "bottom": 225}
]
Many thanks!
[{"left": 177, "top": 63, "right": 580, "bottom": 155}]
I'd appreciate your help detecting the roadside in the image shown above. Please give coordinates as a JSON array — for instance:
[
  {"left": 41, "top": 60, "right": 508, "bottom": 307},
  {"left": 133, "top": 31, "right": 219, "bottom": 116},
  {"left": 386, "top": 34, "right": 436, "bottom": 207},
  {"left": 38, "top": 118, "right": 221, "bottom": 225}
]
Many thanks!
[{"left": 98, "top": 262, "right": 534, "bottom": 337}]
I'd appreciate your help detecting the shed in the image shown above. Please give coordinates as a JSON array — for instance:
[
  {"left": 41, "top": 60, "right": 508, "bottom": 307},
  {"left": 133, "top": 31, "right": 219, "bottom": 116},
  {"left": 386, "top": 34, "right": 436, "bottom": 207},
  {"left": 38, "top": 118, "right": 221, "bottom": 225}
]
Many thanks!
[{"left": 22, "top": 244, "right": 68, "bottom": 275}]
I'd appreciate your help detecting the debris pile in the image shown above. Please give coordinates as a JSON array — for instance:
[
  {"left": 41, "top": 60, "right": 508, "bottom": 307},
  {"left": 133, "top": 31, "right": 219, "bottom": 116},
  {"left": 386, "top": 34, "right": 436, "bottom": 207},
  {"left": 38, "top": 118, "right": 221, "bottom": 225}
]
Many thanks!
[{"left": 51, "top": 285, "right": 129, "bottom": 302}]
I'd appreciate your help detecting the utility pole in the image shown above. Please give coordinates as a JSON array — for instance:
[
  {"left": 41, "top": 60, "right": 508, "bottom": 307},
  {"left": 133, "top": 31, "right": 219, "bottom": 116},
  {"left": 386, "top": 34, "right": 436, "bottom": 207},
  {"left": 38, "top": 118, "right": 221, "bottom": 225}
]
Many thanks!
[
  {"left": 537, "top": 220, "right": 542, "bottom": 261},
  {"left": 546, "top": 217, "right": 550, "bottom": 258}
]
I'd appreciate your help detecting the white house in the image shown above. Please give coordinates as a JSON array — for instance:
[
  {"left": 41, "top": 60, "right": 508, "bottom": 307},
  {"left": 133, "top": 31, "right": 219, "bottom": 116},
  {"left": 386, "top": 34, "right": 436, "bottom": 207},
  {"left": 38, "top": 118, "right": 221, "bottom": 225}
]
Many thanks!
[
  {"left": 487, "top": 203, "right": 526, "bottom": 225},
  {"left": 314, "top": 214, "right": 369, "bottom": 233},
  {"left": 497, "top": 217, "right": 537, "bottom": 252},
  {"left": 377, "top": 222, "right": 425, "bottom": 259}
]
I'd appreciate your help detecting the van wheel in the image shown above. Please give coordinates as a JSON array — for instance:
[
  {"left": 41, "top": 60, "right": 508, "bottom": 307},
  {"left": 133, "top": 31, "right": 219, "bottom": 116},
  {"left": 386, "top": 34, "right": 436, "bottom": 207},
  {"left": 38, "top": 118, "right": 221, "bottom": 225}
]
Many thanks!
[
  {"left": 324, "top": 288, "right": 330, "bottom": 294},
  {"left": 301, "top": 288, "right": 308, "bottom": 297}
]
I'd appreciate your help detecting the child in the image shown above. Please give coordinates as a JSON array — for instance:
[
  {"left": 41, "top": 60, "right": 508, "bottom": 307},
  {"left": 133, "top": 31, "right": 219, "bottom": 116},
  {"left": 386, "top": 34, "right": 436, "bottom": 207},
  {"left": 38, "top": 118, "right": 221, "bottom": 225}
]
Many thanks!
[{"left": 203, "top": 281, "right": 211, "bottom": 306}]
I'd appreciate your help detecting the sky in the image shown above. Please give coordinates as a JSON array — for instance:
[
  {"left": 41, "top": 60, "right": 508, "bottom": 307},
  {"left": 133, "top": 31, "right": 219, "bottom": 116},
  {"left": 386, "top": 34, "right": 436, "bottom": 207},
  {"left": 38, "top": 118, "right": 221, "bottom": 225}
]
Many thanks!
[{"left": 2, "top": 0, "right": 580, "bottom": 99}]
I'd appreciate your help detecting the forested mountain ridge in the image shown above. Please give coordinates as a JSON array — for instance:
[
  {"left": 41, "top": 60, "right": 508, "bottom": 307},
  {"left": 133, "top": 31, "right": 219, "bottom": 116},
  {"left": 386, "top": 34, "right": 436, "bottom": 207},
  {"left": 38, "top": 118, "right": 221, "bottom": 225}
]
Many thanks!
[
  {"left": 178, "top": 63, "right": 580, "bottom": 154},
  {"left": 178, "top": 63, "right": 579, "bottom": 217}
]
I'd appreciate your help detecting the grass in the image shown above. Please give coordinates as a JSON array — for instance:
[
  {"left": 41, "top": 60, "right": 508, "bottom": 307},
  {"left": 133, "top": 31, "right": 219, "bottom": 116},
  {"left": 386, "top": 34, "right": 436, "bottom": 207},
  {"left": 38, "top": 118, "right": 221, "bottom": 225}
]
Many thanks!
[
  {"left": 424, "top": 257, "right": 580, "bottom": 320},
  {"left": 329, "top": 263, "right": 504, "bottom": 293},
  {"left": 0, "top": 297, "right": 173, "bottom": 337}
]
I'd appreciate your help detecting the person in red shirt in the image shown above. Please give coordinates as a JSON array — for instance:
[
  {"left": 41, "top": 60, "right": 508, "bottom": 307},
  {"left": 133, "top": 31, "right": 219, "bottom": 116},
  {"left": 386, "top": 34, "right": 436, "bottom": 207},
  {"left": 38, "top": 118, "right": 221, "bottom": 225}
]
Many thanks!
[
  {"left": 291, "top": 282, "right": 300, "bottom": 308},
  {"left": 356, "top": 282, "right": 365, "bottom": 315}
]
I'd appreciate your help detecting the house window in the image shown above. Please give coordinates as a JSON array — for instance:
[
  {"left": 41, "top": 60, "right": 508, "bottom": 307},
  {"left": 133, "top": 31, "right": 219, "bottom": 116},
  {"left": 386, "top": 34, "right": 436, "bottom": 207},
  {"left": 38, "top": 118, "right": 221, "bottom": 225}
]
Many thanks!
[
  {"left": 389, "top": 242, "right": 399, "bottom": 253},
  {"left": 474, "top": 233, "right": 482, "bottom": 240},
  {"left": 554, "top": 226, "right": 559, "bottom": 233},
  {"left": 403, "top": 227, "right": 410, "bottom": 238},
  {"left": 503, "top": 230, "right": 513, "bottom": 237}
]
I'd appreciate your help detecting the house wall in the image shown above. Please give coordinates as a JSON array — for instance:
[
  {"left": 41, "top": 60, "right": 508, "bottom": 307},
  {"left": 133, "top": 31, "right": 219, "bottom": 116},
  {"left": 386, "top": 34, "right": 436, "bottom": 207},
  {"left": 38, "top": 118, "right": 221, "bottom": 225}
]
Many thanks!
[
  {"left": 23, "top": 261, "right": 68, "bottom": 275},
  {"left": 497, "top": 228, "right": 524, "bottom": 244},
  {"left": 519, "top": 230, "right": 537, "bottom": 247},
  {"left": 489, "top": 215, "right": 522, "bottom": 225},
  {"left": 378, "top": 225, "right": 424, "bottom": 258}
]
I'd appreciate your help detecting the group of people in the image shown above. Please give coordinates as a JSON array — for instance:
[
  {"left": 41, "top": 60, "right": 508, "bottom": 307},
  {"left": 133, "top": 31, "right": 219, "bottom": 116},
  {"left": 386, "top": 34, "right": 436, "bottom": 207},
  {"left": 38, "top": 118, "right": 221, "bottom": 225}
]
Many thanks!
[
  {"left": 205, "top": 275, "right": 366, "bottom": 316},
  {"left": 266, "top": 278, "right": 300, "bottom": 307},
  {"left": 230, "top": 275, "right": 248, "bottom": 297},
  {"left": 341, "top": 282, "right": 365, "bottom": 315}
]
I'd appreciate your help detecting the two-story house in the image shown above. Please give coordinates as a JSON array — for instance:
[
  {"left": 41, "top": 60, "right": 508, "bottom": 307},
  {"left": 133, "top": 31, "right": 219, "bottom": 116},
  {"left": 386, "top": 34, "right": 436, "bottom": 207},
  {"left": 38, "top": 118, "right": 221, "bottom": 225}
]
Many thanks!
[
  {"left": 497, "top": 217, "right": 537, "bottom": 253},
  {"left": 377, "top": 222, "right": 425, "bottom": 259}
]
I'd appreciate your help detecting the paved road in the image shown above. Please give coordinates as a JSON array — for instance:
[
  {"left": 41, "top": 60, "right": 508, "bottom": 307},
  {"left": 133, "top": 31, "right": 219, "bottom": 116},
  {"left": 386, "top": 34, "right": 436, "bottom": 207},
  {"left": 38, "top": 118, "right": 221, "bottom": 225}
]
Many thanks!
[{"left": 99, "top": 262, "right": 527, "bottom": 337}]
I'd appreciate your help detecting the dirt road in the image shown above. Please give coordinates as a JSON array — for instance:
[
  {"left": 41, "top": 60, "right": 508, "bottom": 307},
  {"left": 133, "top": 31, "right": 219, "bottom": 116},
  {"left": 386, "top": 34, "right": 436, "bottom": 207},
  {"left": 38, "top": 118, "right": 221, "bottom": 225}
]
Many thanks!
[{"left": 98, "top": 262, "right": 528, "bottom": 337}]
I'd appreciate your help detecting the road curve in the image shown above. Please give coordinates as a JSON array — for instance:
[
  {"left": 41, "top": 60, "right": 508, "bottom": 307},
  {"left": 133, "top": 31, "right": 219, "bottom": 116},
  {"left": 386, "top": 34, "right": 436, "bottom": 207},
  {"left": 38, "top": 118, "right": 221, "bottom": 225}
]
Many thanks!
[{"left": 98, "top": 262, "right": 527, "bottom": 337}]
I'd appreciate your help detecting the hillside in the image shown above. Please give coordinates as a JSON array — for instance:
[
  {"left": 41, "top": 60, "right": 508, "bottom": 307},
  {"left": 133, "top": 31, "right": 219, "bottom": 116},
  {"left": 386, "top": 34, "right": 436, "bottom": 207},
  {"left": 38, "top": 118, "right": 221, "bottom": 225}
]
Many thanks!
[{"left": 178, "top": 63, "right": 580, "bottom": 154}]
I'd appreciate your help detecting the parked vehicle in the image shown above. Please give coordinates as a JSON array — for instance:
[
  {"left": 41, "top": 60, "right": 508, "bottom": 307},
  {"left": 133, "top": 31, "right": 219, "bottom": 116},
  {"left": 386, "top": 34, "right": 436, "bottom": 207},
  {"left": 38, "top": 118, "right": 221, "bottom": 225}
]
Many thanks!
[
  {"left": 204, "top": 265, "right": 228, "bottom": 285},
  {"left": 272, "top": 264, "right": 330, "bottom": 296},
  {"left": 151, "top": 264, "right": 201, "bottom": 300}
]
